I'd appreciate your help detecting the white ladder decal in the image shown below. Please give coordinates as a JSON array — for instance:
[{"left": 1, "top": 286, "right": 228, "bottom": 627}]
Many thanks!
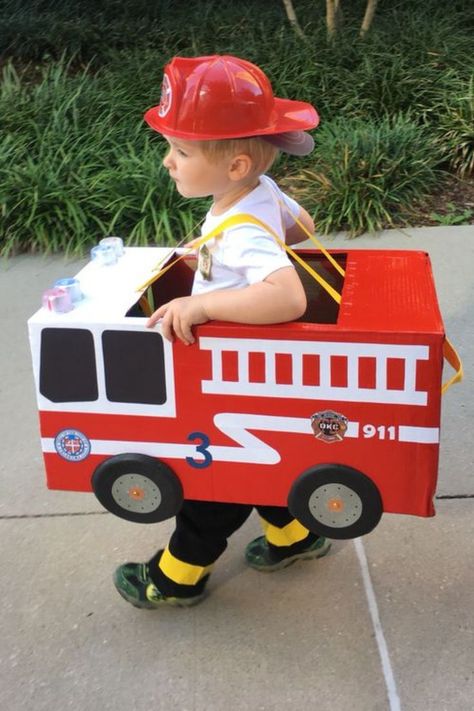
[{"left": 200, "top": 337, "right": 430, "bottom": 406}]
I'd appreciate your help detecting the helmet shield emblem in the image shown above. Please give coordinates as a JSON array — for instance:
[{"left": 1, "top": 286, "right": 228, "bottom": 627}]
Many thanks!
[{"left": 158, "top": 72, "right": 173, "bottom": 118}]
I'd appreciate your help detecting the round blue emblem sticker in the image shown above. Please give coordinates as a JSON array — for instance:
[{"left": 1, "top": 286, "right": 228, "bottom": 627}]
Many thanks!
[{"left": 54, "top": 429, "right": 91, "bottom": 462}]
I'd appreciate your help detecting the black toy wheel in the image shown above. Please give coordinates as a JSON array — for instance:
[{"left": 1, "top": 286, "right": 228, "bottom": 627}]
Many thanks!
[
  {"left": 288, "top": 464, "right": 383, "bottom": 539},
  {"left": 91, "top": 454, "right": 183, "bottom": 523}
]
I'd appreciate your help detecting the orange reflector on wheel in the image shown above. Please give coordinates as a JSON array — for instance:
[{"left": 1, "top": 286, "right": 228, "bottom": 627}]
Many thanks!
[
  {"left": 327, "top": 498, "right": 344, "bottom": 513},
  {"left": 128, "top": 487, "right": 145, "bottom": 500}
]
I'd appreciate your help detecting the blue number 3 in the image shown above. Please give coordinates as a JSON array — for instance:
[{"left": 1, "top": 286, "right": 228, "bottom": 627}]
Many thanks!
[{"left": 186, "top": 432, "right": 213, "bottom": 469}]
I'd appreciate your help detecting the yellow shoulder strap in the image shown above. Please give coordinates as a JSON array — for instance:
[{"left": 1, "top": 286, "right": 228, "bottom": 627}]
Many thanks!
[
  {"left": 136, "top": 212, "right": 343, "bottom": 304},
  {"left": 136, "top": 214, "right": 251, "bottom": 292},
  {"left": 442, "top": 337, "right": 463, "bottom": 394},
  {"left": 136, "top": 213, "right": 462, "bottom": 396}
]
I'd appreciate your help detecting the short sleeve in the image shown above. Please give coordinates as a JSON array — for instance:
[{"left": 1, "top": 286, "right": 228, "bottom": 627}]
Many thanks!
[
  {"left": 223, "top": 224, "right": 293, "bottom": 285},
  {"left": 280, "top": 192, "right": 300, "bottom": 229},
  {"left": 262, "top": 175, "right": 300, "bottom": 228}
]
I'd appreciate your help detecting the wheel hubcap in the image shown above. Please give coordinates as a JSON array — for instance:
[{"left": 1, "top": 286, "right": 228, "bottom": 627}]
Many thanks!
[
  {"left": 111, "top": 473, "right": 161, "bottom": 514},
  {"left": 308, "top": 483, "right": 363, "bottom": 528}
]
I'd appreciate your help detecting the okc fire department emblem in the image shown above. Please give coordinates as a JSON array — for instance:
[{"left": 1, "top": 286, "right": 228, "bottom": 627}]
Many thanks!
[
  {"left": 158, "top": 73, "right": 172, "bottom": 117},
  {"left": 54, "top": 429, "right": 91, "bottom": 462},
  {"left": 311, "top": 410, "right": 348, "bottom": 443}
]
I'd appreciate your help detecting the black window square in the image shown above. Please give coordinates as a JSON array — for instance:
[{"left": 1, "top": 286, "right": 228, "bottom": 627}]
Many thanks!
[
  {"left": 102, "top": 330, "right": 167, "bottom": 405},
  {"left": 40, "top": 328, "right": 98, "bottom": 402}
]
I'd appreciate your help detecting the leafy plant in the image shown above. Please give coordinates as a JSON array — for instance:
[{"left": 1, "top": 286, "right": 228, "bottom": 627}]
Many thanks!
[
  {"left": 434, "top": 77, "right": 474, "bottom": 178},
  {"left": 281, "top": 115, "right": 442, "bottom": 236},
  {"left": 0, "top": 58, "right": 207, "bottom": 256},
  {"left": 429, "top": 202, "right": 474, "bottom": 225},
  {"left": 1, "top": 0, "right": 473, "bottom": 253}
]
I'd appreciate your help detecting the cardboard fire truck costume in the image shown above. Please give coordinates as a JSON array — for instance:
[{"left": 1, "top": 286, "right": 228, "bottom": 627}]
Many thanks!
[
  {"left": 28, "top": 55, "right": 462, "bottom": 540},
  {"left": 28, "top": 239, "right": 462, "bottom": 540}
]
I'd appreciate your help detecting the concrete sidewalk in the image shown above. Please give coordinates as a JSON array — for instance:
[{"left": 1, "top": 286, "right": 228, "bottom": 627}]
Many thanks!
[{"left": 1, "top": 225, "right": 473, "bottom": 711}]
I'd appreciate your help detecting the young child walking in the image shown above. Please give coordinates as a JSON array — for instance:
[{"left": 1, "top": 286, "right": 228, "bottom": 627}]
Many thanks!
[{"left": 114, "top": 54, "right": 331, "bottom": 608}]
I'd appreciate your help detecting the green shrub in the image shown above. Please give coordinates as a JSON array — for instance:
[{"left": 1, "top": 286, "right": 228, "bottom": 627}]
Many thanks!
[
  {"left": 1, "top": 0, "right": 473, "bottom": 253},
  {"left": 0, "top": 59, "right": 205, "bottom": 255},
  {"left": 434, "top": 77, "right": 474, "bottom": 177},
  {"left": 282, "top": 115, "right": 442, "bottom": 235}
]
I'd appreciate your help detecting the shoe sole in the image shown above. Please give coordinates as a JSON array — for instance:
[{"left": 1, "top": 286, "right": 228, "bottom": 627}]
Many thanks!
[
  {"left": 247, "top": 540, "right": 332, "bottom": 572},
  {"left": 114, "top": 582, "right": 206, "bottom": 609}
]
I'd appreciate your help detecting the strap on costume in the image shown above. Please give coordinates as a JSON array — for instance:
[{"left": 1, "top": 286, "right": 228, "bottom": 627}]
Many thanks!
[
  {"left": 276, "top": 199, "right": 345, "bottom": 278},
  {"left": 441, "top": 337, "right": 463, "bottom": 394},
  {"left": 136, "top": 214, "right": 250, "bottom": 292},
  {"left": 136, "top": 212, "right": 343, "bottom": 304},
  {"left": 135, "top": 211, "right": 462, "bottom": 396}
]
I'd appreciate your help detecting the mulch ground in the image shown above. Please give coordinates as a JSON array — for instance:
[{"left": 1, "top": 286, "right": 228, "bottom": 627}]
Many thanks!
[{"left": 398, "top": 174, "right": 474, "bottom": 228}]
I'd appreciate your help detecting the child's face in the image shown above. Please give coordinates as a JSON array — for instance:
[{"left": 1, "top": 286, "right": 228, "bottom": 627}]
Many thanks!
[{"left": 162, "top": 136, "right": 232, "bottom": 200}]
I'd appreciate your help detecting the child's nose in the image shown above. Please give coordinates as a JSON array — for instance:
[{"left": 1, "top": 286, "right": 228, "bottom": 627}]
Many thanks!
[{"left": 162, "top": 150, "right": 173, "bottom": 169}]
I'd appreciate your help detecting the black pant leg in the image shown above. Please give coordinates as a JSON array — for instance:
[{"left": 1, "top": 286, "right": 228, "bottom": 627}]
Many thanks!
[{"left": 149, "top": 500, "right": 253, "bottom": 597}]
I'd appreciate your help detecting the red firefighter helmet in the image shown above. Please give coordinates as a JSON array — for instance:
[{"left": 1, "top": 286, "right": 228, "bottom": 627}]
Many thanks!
[{"left": 143, "top": 54, "right": 319, "bottom": 141}]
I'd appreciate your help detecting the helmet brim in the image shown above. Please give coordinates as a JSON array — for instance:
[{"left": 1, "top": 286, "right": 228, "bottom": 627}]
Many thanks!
[
  {"left": 144, "top": 98, "right": 319, "bottom": 141},
  {"left": 260, "top": 131, "right": 315, "bottom": 156}
]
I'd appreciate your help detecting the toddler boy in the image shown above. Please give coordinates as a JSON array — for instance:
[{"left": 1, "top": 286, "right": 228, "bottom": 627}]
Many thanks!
[{"left": 114, "top": 55, "right": 331, "bottom": 608}]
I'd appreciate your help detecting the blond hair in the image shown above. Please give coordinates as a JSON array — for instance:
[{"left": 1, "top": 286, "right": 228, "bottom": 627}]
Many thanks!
[{"left": 198, "top": 136, "right": 279, "bottom": 177}]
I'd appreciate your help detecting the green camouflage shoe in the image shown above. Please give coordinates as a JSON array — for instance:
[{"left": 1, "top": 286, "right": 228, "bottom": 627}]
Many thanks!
[
  {"left": 245, "top": 535, "right": 331, "bottom": 572},
  {"left": 113, "top": 562, "right": 206, "bottom": 608}
]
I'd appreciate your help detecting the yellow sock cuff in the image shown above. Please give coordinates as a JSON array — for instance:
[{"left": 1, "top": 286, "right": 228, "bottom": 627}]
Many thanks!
[
  {"left": 260, "top": 518, "right": 309, "bottom": 547},
  {"left": 158, "top": 547, "right": 213, "bottom": 586}
]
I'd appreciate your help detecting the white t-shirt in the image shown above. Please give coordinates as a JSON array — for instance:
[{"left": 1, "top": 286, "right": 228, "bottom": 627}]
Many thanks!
[{"left": 192, "top": 175, "right": 300, "bottom": 295}]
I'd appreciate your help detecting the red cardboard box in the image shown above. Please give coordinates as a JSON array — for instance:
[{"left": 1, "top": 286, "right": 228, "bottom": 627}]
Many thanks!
[{"left": 28, "top": 246, "right": 460, "bottom": 538}]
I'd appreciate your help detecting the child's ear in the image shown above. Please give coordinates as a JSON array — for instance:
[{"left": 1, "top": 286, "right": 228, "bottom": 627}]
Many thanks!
[{"left": 228, "top": 153, "right": 253, "bottom": 181}]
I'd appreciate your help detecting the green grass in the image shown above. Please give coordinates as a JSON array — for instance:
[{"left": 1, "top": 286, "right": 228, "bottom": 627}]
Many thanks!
[
  {"left": 433, "top": 76, "right": 474, "bottom": 178},
  {"left": 0, "top": 58, "right": 209, "bottom": 255},
  {"left": 282, "top": 115, "right": 441, "bottom": 235},
  {"left": 0, "top": 0, "right": 473, "bottom": 254}
]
